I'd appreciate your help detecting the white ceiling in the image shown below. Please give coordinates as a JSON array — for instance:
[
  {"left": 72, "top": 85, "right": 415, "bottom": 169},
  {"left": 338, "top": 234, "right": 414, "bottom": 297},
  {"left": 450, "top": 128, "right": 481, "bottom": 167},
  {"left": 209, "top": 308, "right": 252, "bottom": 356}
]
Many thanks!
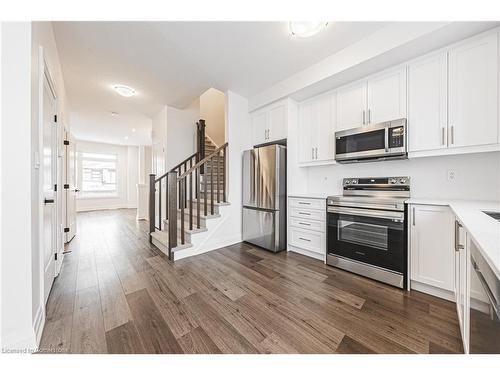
[{"left": 53, "top": 21, "right": 392, "bottom": 145}]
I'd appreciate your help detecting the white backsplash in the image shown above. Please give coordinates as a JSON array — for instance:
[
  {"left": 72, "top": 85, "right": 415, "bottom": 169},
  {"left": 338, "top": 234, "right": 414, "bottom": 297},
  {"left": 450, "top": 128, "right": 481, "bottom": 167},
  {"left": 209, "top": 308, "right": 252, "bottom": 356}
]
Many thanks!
[{"left": 304, "top": 152, "right": 500, "bottom": 201}]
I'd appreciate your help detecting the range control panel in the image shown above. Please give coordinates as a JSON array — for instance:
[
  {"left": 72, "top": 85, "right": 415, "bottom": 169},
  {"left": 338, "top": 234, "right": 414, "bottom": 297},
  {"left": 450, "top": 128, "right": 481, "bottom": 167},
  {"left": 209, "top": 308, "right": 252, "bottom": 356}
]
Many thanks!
[{"left": 343, "top": 177, "right": 410, "bottom": 186}]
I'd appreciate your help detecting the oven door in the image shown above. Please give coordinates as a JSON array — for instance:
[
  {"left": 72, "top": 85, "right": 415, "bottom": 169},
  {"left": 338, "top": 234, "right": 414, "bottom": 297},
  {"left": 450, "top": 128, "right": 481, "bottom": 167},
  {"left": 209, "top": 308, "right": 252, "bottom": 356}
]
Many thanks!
[{"left": 327, "top": 206, "right": 405, "bottom": 273}]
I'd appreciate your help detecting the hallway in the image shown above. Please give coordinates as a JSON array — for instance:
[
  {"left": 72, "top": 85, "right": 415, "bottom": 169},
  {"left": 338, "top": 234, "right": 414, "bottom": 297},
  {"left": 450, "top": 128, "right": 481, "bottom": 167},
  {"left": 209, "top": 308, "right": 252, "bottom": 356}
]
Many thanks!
[{"left": 39, "top": 209, "right": 464, "bottom": 354}]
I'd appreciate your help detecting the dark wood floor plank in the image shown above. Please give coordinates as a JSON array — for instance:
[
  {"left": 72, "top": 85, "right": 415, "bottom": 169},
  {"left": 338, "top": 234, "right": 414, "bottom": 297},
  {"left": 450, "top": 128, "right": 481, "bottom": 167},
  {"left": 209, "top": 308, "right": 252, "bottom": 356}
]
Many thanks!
[
  {"left": 336, "top": 335, "right": 376, "bottom": 354},
  {"left": 183, "top": 292, "right": 259, "bottom": 354},
  {"left": 105, "top": 321, "right": 146, "bottom": 354},
  {"left": 70, "top": 286, "right": 107, "bottom": 353},
  {"left": 95, "top": 250, "right": 132, "bottom": 332},
  {"left": 126, "top": 288, "right": 183, "bottom": 353},
  {"left": 178, "top": 327, "right": 222, "bottom": 354}
]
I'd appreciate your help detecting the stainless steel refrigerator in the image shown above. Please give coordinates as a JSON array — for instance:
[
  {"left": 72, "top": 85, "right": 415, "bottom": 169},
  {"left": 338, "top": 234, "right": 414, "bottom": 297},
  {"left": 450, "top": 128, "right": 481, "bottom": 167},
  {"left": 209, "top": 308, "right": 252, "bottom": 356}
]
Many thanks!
[{"left": 242, "top": 144, "right": 286, "bottom": 252}]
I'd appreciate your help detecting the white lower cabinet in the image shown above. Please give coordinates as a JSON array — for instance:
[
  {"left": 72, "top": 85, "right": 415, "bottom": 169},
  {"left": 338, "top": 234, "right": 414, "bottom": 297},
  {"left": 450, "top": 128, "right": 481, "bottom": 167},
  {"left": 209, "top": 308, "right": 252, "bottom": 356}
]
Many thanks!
[
  {"left": 288, "top": 196, "right": 326, "bottom": 260},
  {"left": 410, "top": 204, "right": 455, "bottom": 292}
]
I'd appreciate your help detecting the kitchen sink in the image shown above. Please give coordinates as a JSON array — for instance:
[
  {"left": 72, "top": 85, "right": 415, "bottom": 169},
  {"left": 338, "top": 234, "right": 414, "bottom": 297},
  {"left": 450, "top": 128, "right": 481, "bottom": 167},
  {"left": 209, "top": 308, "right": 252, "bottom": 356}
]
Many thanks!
[{"left": 483, "top": 211, "right": 500, "bottom": 222}]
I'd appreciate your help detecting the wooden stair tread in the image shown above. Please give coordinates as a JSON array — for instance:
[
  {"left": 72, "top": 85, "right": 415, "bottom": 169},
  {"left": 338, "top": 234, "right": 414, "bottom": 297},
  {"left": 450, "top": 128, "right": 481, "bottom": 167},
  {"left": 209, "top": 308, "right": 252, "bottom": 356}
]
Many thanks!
[{"left": 150, "top": 230, "right": 192, "bottom": 252}]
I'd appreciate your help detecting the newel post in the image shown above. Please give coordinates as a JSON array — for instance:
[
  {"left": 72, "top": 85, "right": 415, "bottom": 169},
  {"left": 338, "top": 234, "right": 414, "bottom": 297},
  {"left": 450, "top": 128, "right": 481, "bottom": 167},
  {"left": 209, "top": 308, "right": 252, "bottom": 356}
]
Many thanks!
[
  {"left": 149, "top": 174, "right": 156, "bottom": 241},
  {"left": 167, "top": 171, "right": 178, "bottom": 260}
]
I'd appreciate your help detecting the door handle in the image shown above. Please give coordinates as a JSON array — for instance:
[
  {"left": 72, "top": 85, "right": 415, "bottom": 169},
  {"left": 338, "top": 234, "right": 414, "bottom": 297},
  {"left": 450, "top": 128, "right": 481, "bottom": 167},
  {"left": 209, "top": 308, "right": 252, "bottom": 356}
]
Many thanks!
[
  {"left": 44, "top": 198, "right": 54, "bottom": 204},
  {"left": 75, "top": 189, "right": 80, "bottom": 193},
  {"left": 299, "top": 237, "right": 311, "bottom": 242},
  {"left": 454, "top": 220, "right": 464, "bottom": 252}
]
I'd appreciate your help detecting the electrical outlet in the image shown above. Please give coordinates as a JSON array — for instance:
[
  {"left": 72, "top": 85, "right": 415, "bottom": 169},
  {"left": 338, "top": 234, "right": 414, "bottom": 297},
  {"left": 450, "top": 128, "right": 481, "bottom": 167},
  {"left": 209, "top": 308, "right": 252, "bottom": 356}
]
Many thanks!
[{"left": 447, "top": 170, "right": 456, "bottom": 182}]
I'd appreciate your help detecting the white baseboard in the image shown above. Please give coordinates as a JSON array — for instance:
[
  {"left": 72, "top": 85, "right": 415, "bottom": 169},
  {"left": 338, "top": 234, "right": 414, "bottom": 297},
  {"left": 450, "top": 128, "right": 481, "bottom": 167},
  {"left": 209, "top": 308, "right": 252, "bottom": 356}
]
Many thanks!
[
  {"left": 33, "top": 305, "right": 46, "bottom": 345},
  {"left": 77, "top": 205, "right": 137, "bottom": 212},
  {"left": 410, "top": 280, "right": 455, "bottom": 302}
]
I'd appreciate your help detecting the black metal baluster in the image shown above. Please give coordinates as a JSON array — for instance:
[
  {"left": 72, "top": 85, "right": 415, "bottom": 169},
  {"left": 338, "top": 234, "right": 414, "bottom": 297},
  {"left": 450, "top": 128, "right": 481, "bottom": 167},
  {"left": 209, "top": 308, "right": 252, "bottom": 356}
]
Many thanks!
[
  {"left": 196, "top": 168, "right": 201, "bottom": 228},
  {"left": 180, "top": 178, "right": 185, "bottom": 244},
  {"left": 223, "top": 147, "right": 227, "bottom": 202},
  {"left": 189, "top": 159, "right": 193, "bottom": 230},
  {"left": 210, "top": 157, "right": 214, "bottom": 215}
]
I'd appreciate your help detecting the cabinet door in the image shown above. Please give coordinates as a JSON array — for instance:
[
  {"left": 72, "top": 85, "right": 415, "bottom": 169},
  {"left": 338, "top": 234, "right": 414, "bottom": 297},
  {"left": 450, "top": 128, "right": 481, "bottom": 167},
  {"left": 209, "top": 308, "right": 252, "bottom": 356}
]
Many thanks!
[
  {"left": 313, "top": 93, "right": 335, "bottom": 161},
  {"left": 408, "top": 52, "right": 448, "bottom": 152},
  {"left": 251, "top": 111, "right": 268, "bottom": 145},
  {"left": 449, "top": 32, "right": 498, "bottom": 148},
  {"left": 410, "top": 205, "right": 455, "bottom": 291},
  {"left": 336, "top": 81, "right": 367, "bottom": 131},
  {"left": 367, "top": 66, "right": 407, "bottom": 124},
  {"left": 298, "top": 102, "right": 314, "bottom": 163},
  {"left": 268, "top": 103, "right": 287, "bottom": 141}
]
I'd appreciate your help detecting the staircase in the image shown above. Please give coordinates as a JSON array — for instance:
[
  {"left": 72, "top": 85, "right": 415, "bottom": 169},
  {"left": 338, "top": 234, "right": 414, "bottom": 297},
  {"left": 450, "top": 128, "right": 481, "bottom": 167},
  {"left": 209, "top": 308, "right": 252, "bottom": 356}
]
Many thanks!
[{"left": 149, "top": 120, "right": 229, "bottom": 261}]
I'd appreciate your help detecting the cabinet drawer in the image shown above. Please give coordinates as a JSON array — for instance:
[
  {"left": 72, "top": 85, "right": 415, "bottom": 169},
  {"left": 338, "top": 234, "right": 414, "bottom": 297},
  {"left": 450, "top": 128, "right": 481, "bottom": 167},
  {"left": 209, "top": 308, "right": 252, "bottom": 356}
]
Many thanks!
[
  {"left": 289, "top": 227, "right": 325, "bottom": 254},
  {"left": 290, "top": 207, "right": 325, "bottom": 221},
  {"left": 290, "top": 217, "right": 325, "bottom": 233},
  {"left": 289, "top": 197, "right": 326, "bottom": 211}
]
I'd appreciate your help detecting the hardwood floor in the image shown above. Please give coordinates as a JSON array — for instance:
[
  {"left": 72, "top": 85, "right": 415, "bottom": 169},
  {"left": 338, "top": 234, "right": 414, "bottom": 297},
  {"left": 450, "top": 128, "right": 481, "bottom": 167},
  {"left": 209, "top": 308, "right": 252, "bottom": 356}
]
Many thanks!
[{"left": 39, "top": 209, "right": 464, "bottom": 354}]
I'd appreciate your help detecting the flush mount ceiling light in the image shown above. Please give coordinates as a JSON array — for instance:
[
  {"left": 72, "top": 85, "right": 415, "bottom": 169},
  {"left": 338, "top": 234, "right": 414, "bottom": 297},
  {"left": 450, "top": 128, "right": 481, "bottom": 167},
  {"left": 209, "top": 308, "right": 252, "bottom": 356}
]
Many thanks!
[
  {"left": 113, "top": 84, "right": 136, "bottom": 97},
  {"left": 132, "top": 128, "right": 136, "bottom": 132},
  {"left": 110, "top": 111, "right": 119, "bottom": 117},
  {"left": 288, "top": 22, "right": 328, "bottom": 38}
]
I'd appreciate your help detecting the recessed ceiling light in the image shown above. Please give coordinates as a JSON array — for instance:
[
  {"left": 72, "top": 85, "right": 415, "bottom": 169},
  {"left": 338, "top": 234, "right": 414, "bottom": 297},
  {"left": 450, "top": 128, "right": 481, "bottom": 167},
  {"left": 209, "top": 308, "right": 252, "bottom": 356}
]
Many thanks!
[
  {"left": 110, "top": 111, "right": 119, "bottom": 116},
  {"left": 113, "top": 84, "right": 136, "bottom": 97},
  {"left": 124, "top": 136, "right": 129, "bottom": 140},
  {"left": 289, "top": 22, "right": 328, "bottom": 38},
  {"left": 132, "top": 128, "right": 136, "bottom": 132}
]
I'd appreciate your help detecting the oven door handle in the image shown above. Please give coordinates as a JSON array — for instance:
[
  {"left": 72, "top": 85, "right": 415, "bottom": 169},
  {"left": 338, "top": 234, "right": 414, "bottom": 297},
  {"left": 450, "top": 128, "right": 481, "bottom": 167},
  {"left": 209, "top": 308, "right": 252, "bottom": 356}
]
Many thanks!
[{"left": 328, "top": 206, "right": 404, "bottom": 220}]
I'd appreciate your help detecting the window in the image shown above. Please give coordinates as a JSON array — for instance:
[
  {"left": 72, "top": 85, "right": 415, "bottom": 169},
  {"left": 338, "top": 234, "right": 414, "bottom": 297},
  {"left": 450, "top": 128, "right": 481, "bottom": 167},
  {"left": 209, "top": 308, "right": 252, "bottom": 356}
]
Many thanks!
[{"left": 78, "top": 152, "right": 118, "bottom": 198}]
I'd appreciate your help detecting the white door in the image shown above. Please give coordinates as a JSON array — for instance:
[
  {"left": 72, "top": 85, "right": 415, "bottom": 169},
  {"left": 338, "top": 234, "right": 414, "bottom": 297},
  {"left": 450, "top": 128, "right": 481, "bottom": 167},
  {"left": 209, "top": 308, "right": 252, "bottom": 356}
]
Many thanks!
[
  {"left": 268, "top": 103, "right": 287, "bottom": 141},
  {"left": 336, "top": 80, "right": 367, "bottom": 131},
  {"left": 42, "top": 74, "right": 57, "bottom": 303},
  {"left": 251, "top": 111, "right": 268, "bottom": 145},
  {"left": 312, "top": 93, "right": 334, "bottom": 161},
  {"left": 408, "top": 52, "right": 448, "bottom": 152},
  {"left": 449, "top": 32, "right": 498, "bottom": 148},
  {"left": 410, "top": 205, "right": 455, "bottom": 292},
  {"left": 65, "top": 132, "right": 77, "bottom": 243},
  {"left": 298, "top": 101, "right": 313, "bottom": 163},
  {"left": 367, "top": 66, "right": 407, "bottom": 124}
]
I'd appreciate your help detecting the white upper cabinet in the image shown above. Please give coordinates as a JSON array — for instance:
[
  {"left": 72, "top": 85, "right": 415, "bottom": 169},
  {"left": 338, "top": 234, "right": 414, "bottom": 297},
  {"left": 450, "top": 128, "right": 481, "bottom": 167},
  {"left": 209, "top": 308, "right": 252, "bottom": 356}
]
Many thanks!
[
  {"left": 298, "top": 92, "right": 335, "bottom": 164},
  {"left": 251, "top": 100, "right": 288, "bottom": 145},
  {"left": 298, "top": 101, "right": 313, "bottom": 163},
  {"left": 336, "top": 81, "right": 367, "bottom": 131},
  {"left": 251, "top": 111, "right": 268, "bottom": 145},
  {"left": 410, "top": 204, "right": 455, "bottom": 292},
  {"left": 268, "top": 102, "right": 287, "bottom": 141},
  {"left": 449, "top": 32, "right": 498, "bottom": 148},
  {"left": 408, "top": 52, "right": 448, "bottom": 152},
  {"left": 367, "top": 67, "right": 407, "bottom": 124}
]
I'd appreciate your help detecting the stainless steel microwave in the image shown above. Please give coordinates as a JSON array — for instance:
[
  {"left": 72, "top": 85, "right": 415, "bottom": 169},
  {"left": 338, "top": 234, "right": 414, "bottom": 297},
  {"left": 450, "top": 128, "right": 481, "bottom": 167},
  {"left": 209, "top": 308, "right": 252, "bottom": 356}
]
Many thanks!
[{"left": 335, "top": 118, "right": 407, "bottom": 163}]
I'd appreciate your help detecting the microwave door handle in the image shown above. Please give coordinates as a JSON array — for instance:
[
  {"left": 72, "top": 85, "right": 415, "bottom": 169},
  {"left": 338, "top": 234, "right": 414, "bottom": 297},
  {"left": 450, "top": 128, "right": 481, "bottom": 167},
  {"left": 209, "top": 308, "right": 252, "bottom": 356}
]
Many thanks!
[{"left": 384, "top": 127, "right": 389, "bottom": 153}]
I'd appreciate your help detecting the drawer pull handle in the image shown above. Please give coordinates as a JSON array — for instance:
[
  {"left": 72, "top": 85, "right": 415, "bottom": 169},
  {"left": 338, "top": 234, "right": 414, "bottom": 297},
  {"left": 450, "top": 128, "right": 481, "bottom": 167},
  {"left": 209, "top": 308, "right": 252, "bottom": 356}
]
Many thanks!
[
  {"left": 298, "top": 222, "right": 311, "bottom": 226},
  {"left": 299, "top": 237, "right": 311, "bottom": 242},
  {"left": 298, "top": 212, "right": 310, "bottom": 215},
  {"left": 298, "top": 202, "right": 311, "bottom": 205}
]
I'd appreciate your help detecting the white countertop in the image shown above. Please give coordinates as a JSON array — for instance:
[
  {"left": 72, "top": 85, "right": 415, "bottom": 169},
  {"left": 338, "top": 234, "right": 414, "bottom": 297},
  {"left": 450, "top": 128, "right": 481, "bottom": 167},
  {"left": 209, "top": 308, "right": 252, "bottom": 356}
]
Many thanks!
[
  {"left": 407, "top": 198, "right": 500, "bottom": 279},
  {"left": 288, "top": 193, "right": 328, "bottom": 200}
]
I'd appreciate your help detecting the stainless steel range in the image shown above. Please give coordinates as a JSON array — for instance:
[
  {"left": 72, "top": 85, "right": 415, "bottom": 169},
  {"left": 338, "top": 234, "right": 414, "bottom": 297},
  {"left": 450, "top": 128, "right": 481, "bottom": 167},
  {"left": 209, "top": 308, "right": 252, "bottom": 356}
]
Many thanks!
[{"left": 326, "top": 177, "right": 410, "bottom": 289}]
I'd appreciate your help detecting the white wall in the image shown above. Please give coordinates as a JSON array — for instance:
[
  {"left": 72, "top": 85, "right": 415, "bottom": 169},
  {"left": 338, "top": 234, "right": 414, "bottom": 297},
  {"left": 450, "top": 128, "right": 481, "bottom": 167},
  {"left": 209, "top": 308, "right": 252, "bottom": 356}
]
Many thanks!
[
  {"left": 200, "top": 88, "right": 225, "bottom": 146},
  {"left": 0, "top": 22, "right": 37, "bottom": 351},
  {"left": 75, "top": 140, "right": 141, "bottom": 212},
  {"left": 165, "top": 100, "right": 198, "bottom": 171},
  {"left": 301, "top": 152, "right": 500, "bottom": 201}
]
